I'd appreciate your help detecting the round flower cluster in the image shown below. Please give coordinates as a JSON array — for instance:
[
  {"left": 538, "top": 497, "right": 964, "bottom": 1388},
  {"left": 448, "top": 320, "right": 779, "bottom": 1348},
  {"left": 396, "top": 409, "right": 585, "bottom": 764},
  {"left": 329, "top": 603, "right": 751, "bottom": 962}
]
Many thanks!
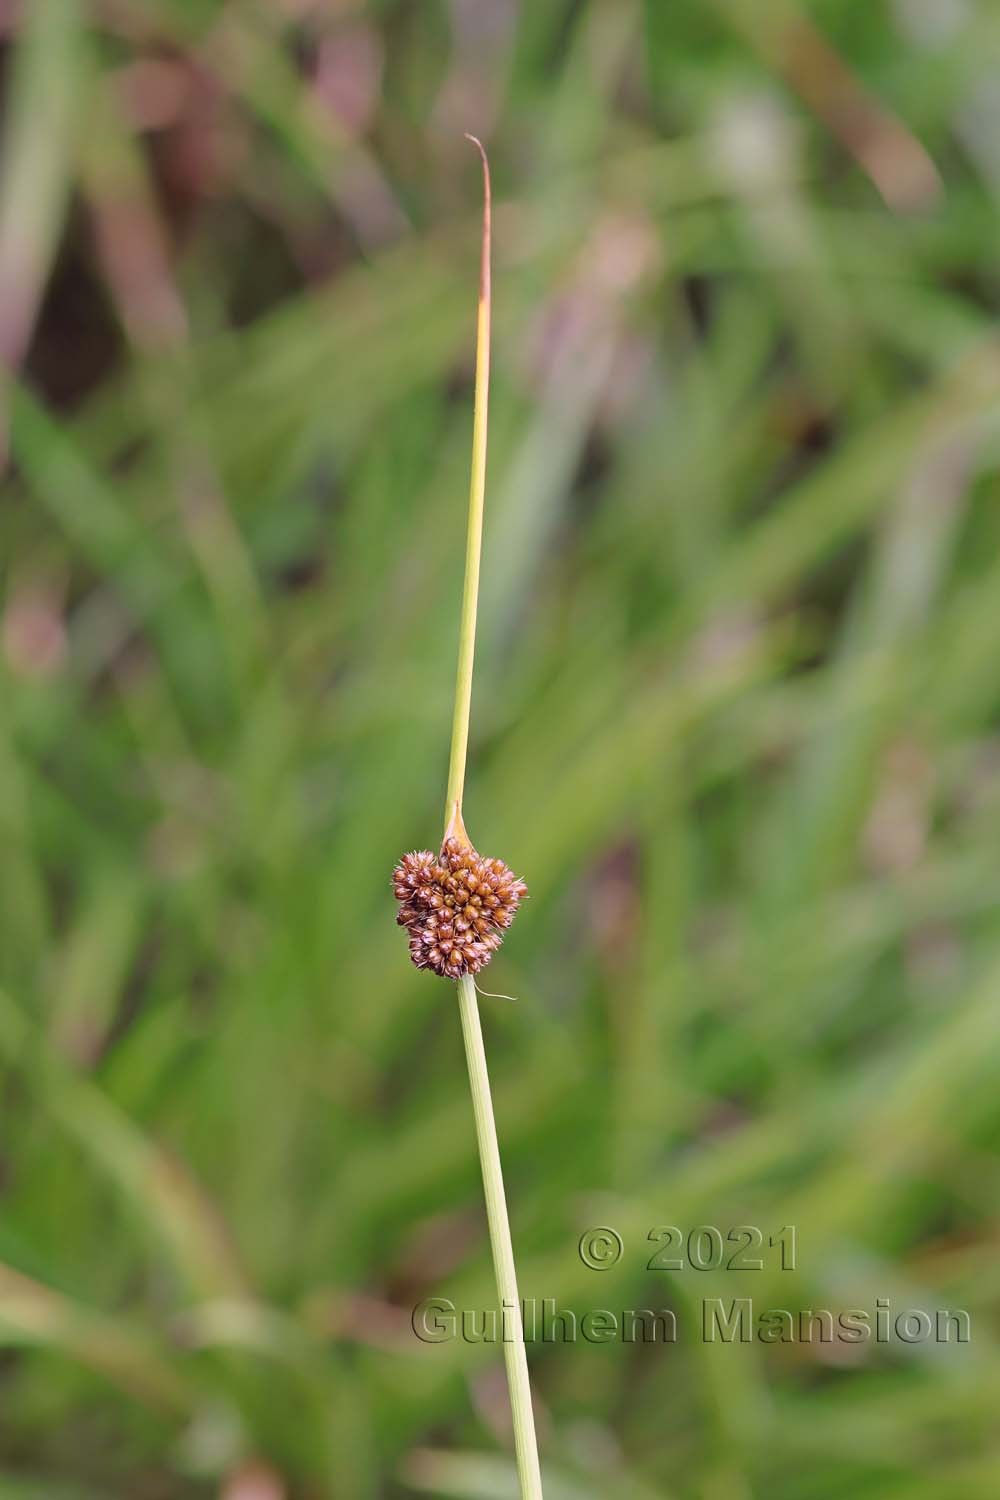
[{"left": 393, "top": 837, "right": 527, "bottom": 978}]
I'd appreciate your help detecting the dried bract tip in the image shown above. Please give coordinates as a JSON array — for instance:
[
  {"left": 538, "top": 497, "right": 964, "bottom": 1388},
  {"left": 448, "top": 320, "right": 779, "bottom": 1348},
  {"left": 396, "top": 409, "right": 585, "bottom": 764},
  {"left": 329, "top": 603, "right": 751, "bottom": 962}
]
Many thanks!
[{"left": 393, "top": 837, "right": 527, "bottom": 979}]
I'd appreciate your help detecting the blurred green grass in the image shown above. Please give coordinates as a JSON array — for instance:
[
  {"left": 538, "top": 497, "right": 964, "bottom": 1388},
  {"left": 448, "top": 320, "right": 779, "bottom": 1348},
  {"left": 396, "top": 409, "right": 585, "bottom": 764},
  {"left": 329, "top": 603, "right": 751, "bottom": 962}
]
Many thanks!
[{"left": 1, "top": 1, "right": 1000, "bottom": 1496}]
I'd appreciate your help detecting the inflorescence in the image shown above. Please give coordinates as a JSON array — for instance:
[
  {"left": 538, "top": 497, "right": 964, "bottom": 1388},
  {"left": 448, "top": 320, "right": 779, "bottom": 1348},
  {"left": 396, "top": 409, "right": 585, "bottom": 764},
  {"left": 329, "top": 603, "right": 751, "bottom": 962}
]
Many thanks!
[{"left": 393, "top": 837, "right": 527, "bottom": 979}]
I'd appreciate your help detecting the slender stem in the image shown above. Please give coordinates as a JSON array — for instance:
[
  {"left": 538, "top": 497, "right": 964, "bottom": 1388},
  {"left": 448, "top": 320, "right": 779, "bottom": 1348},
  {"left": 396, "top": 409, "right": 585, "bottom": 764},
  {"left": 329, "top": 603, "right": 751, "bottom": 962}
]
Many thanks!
[
  {"left": 444, "top": 134, "right": 492, "bottom": 843},
  {"left": 446, "top": 138, "right": 544, "bottom": 1499},
  {"left": 457, "top": 974, "right": 543, "bottom": 1499}
]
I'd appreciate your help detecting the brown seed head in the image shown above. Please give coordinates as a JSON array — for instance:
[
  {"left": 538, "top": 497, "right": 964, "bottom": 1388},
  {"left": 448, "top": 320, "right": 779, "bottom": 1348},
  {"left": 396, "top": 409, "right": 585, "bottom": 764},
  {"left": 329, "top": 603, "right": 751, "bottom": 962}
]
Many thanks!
[{"left": 393, "top": 837, "right": 527, "bottom": 979}]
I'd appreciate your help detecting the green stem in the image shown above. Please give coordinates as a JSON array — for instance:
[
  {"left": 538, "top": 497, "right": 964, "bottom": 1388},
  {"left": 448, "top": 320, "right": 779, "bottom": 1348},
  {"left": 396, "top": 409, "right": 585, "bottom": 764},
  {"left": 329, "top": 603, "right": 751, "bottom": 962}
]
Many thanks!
[
  {"left": 445, "top": 137, "right": 544, "bottom": 1499},
  {"left": 457, "top": 974, "right": 543, "bottom": 1499}
]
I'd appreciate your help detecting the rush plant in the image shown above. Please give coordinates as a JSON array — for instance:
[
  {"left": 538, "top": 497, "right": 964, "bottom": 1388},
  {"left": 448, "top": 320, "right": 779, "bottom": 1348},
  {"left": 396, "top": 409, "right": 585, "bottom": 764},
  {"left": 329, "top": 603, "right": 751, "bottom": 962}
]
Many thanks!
[{"left": 391, "top": 138, "right": 544, "bottom": 1500}]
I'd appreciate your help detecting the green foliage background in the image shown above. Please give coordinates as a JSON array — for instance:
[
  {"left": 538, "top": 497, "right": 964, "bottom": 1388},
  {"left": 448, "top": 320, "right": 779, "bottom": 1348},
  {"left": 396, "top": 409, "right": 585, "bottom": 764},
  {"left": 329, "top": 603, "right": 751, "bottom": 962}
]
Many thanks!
[{"left": 1, "top": 1, "right": 999, "bottom": 1496}]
